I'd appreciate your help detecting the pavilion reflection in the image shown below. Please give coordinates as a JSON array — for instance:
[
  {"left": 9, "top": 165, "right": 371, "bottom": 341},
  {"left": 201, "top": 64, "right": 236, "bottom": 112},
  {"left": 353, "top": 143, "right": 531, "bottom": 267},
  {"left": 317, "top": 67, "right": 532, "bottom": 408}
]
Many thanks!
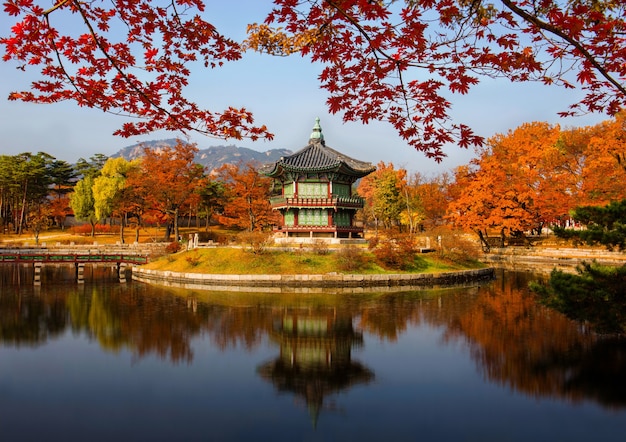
[{"left": 257, "top": 307, "right": 374, "bottom": 426}]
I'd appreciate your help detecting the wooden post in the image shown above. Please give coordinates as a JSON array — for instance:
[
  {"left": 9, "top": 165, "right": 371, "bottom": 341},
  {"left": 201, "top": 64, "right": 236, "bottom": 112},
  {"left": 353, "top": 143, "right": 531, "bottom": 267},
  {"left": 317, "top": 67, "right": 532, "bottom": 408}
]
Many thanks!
[
  {"left": 118, "top": 262, "right": 127, "bottom": 283},
  {"left": 76, "top": 263, "right": 85, "bottom": 284},
  {"left": 33, "top": 263, "right": 42, "bottom": 285}
]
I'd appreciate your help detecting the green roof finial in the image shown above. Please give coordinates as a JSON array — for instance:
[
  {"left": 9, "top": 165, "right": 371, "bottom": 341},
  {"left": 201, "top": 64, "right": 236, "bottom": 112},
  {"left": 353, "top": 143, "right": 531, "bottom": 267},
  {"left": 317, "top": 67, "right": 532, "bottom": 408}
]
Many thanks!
[{"left": 310, "top": 117, "right": 324, "bottom": 143}]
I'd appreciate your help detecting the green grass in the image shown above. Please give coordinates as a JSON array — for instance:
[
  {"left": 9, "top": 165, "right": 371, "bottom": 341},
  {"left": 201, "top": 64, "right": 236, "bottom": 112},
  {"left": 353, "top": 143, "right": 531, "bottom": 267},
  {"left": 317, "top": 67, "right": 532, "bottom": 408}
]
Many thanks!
[{"left": 141, "top": 247, "right": 486, "bottom": 275}]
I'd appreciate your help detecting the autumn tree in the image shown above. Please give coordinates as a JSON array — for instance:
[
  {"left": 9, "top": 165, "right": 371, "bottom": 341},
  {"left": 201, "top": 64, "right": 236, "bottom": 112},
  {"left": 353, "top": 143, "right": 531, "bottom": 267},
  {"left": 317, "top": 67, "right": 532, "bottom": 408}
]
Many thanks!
[
  {"left": 358, "top": 162, "right": 407, "bottom": 232},
  {"left": 92, "top": 157, "right": 141, "bottom": 244},
  {"left": 446, "top": 122, "right": 557, "bottom": 250},
  {"left": 130, "top": 140, "right": 205, "bottom": 241},
  {"left": 447, "top": 117, "right": 626, "bottom": 250},
  {"left": 217, "top": 162, "right": 277, "bottom": 232},
  {"left": 3, "top": 1, "right": 625, "bottom": 160},
  {"left": 411, "top": 172, "right": 452, "bottom": 230},
  {"left": 70, "top": 175, "right": 97, "bottom": 236}
]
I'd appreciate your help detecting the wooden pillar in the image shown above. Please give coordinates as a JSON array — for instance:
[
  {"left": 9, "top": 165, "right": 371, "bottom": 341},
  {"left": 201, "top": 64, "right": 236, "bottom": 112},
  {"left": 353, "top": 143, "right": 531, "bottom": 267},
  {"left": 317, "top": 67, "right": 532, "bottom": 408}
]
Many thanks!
[
  {"left": 76, "top": 263, "right": 85, "bottom": 284},
  {"left": 33, "top": 263, "right": 42, "bottom": 286},
  {"left": 118, "top": 262, "right": 127, "bottom": 283}
]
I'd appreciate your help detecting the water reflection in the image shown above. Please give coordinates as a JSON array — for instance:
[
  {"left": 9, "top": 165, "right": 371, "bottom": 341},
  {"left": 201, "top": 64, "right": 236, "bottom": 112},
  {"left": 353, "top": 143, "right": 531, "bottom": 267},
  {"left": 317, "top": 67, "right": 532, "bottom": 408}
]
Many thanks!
[
  {"left": 257, "top": 308, "right": 374, "bottom": 427},
  {"left": 1, "top": 264, "right": 625, "bottom": 413}
]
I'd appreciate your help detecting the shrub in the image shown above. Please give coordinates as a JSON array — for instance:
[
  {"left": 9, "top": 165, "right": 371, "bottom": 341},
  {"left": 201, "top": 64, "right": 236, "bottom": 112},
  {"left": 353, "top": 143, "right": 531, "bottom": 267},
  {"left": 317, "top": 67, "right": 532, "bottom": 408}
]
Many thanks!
[
  {"left": 369, "top": 233, "right": 419, "bottom": 270},
  {"left": 238, "top": 230, "right": 273, "bottom": 254},
  {"left": 335, "top": 246, "right": 369, "bottom": 272},
  {"left": 311, "top": 239, "right": 330, "bottom": 255},
  {"left": 197, "top": 231, "right": 220, "bottom": 243},
  {"left": 165, "top": 241, "right": 181, "bottom": 254},
  {"left": 437, "top": 233, "right": 481, "bottom": 265},
  {"left": 185, "top": 252, "right": 201, "bottom": 267}
]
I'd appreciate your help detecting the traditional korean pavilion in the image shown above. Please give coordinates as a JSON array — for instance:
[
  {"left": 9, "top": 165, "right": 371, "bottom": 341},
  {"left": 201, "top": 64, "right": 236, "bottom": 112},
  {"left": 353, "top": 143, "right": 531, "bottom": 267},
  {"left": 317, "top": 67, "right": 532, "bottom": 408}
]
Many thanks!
[{"left": 261, "top": 118, "right": 376, "bottom": 241}]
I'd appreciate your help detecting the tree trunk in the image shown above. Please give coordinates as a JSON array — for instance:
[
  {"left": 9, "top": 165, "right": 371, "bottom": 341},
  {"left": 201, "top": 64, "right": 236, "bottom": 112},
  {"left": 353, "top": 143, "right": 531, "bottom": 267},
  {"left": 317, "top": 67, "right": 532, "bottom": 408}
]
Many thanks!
[
  {"left": 174, "top": 208, "right": 180, "bottom": 242},
  {"left": 477, "top": 229, "right": 490, "bottom": 253},
  {"left": 18, "top": 180, "right": 27, "bottom": 235},
  {"left": 164, "top": 222, "right": 171, "bottom": 241},
  {"left": 119, "top": 217, "right": 125, "bottom": 244}
]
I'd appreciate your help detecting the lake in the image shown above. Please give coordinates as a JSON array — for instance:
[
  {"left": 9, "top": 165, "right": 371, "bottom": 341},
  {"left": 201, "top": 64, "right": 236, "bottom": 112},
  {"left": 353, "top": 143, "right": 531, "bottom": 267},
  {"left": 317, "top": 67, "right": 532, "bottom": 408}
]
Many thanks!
[{"left": 0, "top": 265, "right": 625, "bottom": 441}]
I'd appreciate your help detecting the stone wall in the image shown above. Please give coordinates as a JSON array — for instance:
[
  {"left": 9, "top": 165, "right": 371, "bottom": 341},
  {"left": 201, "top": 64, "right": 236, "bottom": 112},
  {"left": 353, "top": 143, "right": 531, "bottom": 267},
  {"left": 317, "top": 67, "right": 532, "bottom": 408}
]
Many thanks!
[
  {"left": 482, "top": 247, "right": 626, "bottom": 272},
  {"left": 131, "top": 267, "right": 495, "bottom": 293}
]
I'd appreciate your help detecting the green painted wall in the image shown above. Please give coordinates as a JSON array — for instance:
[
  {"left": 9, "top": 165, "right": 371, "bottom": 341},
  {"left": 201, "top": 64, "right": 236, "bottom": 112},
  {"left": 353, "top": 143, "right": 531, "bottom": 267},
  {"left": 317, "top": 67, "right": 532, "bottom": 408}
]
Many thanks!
[
  {"left": 298, "top": 182, "right": 328, "bottom": 197},
  {"left": 284, "top": 182, "right": 295, "bottom": 198},
  {"left": 299, "top": 209, "right": 328, "bottom": 226},
  {"left": 332, "top": 183, "right": 351, "bottom": 197},
  {"left": 284, "top": 210, "right": 295, "bottom": 226},
  {"left": 335, "top": 211, "right": 351, "bottom": 226}
]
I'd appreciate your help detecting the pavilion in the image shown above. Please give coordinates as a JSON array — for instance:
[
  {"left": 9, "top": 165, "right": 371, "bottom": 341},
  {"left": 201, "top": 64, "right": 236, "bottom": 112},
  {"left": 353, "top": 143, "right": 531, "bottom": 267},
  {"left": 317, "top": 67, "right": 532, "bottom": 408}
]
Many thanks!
[{"left": 260, "top": 118, "right": 376, "bottom": 243}]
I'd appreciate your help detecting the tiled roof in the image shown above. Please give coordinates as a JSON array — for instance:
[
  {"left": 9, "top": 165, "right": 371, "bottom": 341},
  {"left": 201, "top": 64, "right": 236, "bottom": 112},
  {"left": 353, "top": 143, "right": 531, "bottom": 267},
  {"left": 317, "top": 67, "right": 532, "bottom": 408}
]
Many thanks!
[
  {"left": 261, "top": 139, "right": 375, "bottom": 177},
  {"left": 260, "top": 118, "right": 376, "bottom": 178}
]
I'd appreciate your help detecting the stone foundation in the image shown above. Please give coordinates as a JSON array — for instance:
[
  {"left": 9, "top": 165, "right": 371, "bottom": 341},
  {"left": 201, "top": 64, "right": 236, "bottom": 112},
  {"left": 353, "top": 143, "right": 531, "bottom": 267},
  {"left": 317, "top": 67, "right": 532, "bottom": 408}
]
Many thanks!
[{"left": 131, "top": 267, "right": 495, "bottom": 293}]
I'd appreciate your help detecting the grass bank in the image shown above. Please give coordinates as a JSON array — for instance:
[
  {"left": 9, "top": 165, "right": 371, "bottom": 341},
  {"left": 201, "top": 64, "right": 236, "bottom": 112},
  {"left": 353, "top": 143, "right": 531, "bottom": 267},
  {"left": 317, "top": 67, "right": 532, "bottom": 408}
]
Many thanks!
[{"left": 141, "top": 246, "right": 486, "bottom": 275}]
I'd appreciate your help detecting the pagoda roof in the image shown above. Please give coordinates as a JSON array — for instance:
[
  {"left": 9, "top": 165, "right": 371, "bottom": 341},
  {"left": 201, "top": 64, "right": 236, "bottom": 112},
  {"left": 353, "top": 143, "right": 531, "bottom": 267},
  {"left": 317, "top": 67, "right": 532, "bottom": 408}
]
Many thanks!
[{"left": 260, "top": 119, "right": 376, "bottom": 178}]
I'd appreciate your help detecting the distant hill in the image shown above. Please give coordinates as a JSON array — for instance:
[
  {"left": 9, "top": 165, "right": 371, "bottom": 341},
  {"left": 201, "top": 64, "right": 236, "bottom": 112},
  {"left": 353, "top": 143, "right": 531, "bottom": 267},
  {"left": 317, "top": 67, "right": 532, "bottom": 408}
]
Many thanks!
[{"left": 111, "top": 139, "right": 292, "bottom": 173}]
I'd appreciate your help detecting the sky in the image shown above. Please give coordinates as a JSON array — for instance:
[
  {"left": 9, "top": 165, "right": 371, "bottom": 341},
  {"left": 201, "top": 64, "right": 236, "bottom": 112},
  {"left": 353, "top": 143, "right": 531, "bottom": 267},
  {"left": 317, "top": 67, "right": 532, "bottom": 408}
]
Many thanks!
[{"left": 0, "top": 1, "right": 610, "bottom": 176}]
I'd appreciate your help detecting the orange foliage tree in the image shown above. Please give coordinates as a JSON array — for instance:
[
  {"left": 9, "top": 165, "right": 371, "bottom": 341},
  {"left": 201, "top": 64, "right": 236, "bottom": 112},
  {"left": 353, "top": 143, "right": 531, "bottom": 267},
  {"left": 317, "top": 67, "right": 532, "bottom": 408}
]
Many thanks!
[
  {"left": 409, "top": 172, "right": 452, "bottom": 230},
  {"left": 128, "top": 140, "right": 205, "bottom": 241},
  {"left": 216, "top": 162, "right": 277, "bottom": 232},
  {"left": 447, "top": 116, "right": 626, "bottom": 250},
  {"left": 447, "top": 122, "right": 563, "bottom": 250}
]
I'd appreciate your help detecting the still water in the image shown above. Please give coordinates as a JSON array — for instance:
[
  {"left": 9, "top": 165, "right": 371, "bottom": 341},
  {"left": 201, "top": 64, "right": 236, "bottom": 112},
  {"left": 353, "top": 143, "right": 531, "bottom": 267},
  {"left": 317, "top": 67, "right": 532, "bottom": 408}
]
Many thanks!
[{"left": 0, "top": 265, "right": 625, "bottom": 441}]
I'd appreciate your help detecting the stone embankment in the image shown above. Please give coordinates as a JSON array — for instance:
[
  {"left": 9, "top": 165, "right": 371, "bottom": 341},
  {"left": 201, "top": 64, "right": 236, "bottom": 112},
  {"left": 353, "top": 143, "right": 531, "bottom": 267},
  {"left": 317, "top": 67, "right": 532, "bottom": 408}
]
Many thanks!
[
  {"left": 482, "top": 247, "right": 626, "bottom": 272},
  {"left": 131, "top": 267, "right": 495, "bottom": 293},
  {"left": 0, "top": 242, "right": 168, "bottom": 258}
]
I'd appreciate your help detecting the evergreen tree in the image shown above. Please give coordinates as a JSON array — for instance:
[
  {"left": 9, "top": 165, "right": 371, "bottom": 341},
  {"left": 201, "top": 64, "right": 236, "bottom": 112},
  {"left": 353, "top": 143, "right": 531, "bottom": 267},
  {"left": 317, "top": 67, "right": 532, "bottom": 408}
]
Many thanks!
[{"left": 554, "top": 199, "right": 626, "bottom": 251}]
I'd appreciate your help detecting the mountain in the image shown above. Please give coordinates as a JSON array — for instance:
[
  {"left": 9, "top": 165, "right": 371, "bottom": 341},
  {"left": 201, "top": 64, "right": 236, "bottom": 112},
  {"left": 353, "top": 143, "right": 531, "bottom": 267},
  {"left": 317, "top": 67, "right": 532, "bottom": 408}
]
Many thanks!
[{"left": 111, "top": 139, "right": 292, "bottom": 172}]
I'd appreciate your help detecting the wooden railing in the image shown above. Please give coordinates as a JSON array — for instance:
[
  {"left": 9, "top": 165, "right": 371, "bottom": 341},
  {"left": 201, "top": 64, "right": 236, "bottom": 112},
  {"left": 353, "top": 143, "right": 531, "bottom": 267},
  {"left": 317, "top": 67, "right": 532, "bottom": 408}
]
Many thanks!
[{"left": 270, "top": 196, "right": 365, "bottom": 208}]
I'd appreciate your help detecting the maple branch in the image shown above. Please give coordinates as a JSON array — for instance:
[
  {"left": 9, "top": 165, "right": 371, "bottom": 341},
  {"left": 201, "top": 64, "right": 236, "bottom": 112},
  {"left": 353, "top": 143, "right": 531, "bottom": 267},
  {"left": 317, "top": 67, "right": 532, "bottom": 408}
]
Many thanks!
[
  {"left": 72, "top": 1, "right": 181, "bottom": 122},
  {"left": 43, "top": 4, "right": 93, "bottom": 107},
  {"left": 324, "top": 0, "right": 389, "bottom": 64},
  {"left": 500, "top": 0, "right": 626, "bottom": 99},
  {"left": 42, "top": 0, "right": 72, "bottom": 17}
]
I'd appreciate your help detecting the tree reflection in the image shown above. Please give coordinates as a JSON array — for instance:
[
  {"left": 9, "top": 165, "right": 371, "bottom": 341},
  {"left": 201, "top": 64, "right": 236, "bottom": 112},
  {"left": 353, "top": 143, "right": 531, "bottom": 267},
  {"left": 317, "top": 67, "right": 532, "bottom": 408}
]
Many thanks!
[
  {"left": 1, "top": 265, "right": 625, "bottom": 409},
  {"left": 437, "top": 271, "right": 626, "bottom": 409},
  {"left": 0, "top": 287, "right": 67, "bottom": 346}
]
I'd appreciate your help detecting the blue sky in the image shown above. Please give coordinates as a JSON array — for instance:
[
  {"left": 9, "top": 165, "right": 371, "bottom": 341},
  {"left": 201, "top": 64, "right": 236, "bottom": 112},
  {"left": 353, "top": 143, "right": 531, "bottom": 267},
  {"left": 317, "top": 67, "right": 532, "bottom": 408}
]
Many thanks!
[{"left": 0, "top": 1, "right": 609, "bottom": 175}]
